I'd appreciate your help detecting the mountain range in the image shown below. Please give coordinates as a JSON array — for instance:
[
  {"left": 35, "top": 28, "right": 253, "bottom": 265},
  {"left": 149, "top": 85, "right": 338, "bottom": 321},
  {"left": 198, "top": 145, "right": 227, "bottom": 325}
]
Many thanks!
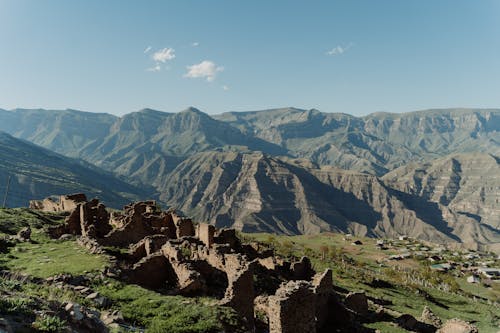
[{"left": 0, "top": 107, "right": 498, "bottom": 251}]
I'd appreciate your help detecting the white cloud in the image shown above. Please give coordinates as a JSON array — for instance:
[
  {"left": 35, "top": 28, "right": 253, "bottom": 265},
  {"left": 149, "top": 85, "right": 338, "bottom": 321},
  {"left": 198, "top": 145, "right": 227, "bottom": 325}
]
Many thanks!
[
  {"left": 152, "top": 48, "right": 176, "bottom": 63},
  {"left": 191, "top": 42, "right": 199, "bottom": 47},
  {"left": 144, "top": 46, "right": 152, "bottom": 54},
  {"left": 326, "top": 43, "right": 353, "bottom": 56},
  {"left": 184, "top": 60, "right": 224, "bottom": 82},
  {"left": 222, "top": 85, "right": 229, "bottom": 91},
  {"left": 146, "top": 64, "right": 161, "bottom": 72}
]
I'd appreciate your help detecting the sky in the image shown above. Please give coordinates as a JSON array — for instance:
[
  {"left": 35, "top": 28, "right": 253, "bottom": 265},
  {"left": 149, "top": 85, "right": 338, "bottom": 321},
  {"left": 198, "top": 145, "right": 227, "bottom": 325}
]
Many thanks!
[{"left": 1, "top": 0, "right": 500, "bottom": 116}]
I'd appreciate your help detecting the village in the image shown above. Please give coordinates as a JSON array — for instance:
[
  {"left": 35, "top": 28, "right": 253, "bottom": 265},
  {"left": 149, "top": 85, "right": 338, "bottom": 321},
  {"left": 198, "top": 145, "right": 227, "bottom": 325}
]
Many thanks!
[{"left": 365, "top": 235, "right": 500, "bottom": 285}]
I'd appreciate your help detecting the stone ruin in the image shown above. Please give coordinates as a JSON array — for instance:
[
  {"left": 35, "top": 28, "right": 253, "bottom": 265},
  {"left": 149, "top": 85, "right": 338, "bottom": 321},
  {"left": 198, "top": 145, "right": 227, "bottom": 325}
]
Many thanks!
[
  {"left": 35, "top": 194, "right": 471, "bottom": 333},
  {"left": 29, "top": 193, "right": 87, "bottom": 212}
]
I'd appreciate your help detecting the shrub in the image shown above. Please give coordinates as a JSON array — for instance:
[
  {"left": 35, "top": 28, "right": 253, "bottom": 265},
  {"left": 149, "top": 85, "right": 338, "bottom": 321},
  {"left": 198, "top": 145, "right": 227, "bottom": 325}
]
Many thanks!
[{"left": 32, "top": 315, "right": 67, "bottom": 332}]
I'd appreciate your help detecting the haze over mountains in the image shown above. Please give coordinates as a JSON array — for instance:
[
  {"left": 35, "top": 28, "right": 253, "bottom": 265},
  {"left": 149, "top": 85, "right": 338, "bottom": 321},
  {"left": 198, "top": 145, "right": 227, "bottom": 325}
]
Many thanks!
[
  {"left": 0, "top": 132, "right": 151, "bottom": 208},
  {"left": 0, "top": 107, "right": 498, "bottom": 250}
]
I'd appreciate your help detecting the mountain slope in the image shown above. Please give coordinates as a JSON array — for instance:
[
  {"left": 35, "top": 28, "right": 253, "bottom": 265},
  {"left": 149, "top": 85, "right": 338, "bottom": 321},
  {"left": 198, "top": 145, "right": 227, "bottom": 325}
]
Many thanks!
[
  {"left": 160, "top": 151, "right": 498, "bottom": 247},
  {"left": 0, "top": 108, "right": 117, "bottom": 158},
  {"left": 0, "top": 107, "right": 287, "bottom": 187},
  {"left": 382, "top": 153, "right": 500, "bottom": 244},
  {"left": 216, "top": 107, "right": 500, "bottom": 175},
  {"left": 0, "top": 132, "right": 152, "bottom": 208}
]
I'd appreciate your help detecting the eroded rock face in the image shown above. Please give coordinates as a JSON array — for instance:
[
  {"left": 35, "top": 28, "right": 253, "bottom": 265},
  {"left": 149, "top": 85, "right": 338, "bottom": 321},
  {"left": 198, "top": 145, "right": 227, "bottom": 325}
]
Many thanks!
[
  {"left": 437, "top": 319, "right": 478, "bottom": 333},
  {"left": 268, "top": 280, "right": 316, "bottom": 333}
]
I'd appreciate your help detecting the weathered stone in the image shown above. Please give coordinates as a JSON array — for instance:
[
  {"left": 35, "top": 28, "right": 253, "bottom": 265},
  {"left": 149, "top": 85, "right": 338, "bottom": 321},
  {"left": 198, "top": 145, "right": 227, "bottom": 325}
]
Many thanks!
[
  {"left": 17, "top": 226, "right": 31, "bottom": 241},
  {"left": 396, "top": 314, "right": 418, "bottom": 330},
  {"left": 291, "top": 256, "right": 314, "bottom": 280},
  {"left": 173, "top": 215, "right": 195, "bottom": 238},
  {"left": 268, "top": 280, "right": 316, "bottom": 333},
  {"left": 345, "top": 292, "right": 369, "bottom": 316},
  {"left": 127, "top": 253, "right": 175, "bottom": 290},
  {"left": 30, "top": 193, "right": 87, "bottom": 212},
  {"left": 80, "top": 200, "right": 111, "bottom": 238},
  {"left": 220, "top": 258, "right": 255, "bottom": 330},
  {"left": 130, "top": 235, "right": 170, "bottom": 261},
  {"left": 421, "top": 305, "right": 442, "bottom": 328},
  {"left": 437, "top": 319, "right": 478, "bottom": 333},
  {"left": 215, "top": 228, "right": 239, "bottom": 248},
  {"left": 198, "top": 223, "right": 215, "bottom": 247},
  {"left": 103, "top": 202, "right": 175, "bottom": 247},
  {"left": 312, "top": 269, "right": 333, "bottom": 330}
]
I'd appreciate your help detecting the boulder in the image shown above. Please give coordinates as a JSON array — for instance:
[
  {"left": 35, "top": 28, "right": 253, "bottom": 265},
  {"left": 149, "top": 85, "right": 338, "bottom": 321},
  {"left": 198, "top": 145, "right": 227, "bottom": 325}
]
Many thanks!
[
  {"left": 437, "top": 319, "right": 478, "bottom": 333},
  {"left": 344, "top": 292, "right": 369, "bottom": 316},
  {"left": 17, "top": 226, "right": 31, "bottom": 241}
]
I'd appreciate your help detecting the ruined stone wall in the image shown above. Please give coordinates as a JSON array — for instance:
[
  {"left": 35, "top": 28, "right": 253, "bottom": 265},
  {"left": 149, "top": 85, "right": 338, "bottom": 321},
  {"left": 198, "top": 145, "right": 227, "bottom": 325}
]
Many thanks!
[
  {"left": 268, "top": 280, "right": 316, "bottom": 333},
  {"left": 29, "top": 193, "right": 87, "bottom": 212}
]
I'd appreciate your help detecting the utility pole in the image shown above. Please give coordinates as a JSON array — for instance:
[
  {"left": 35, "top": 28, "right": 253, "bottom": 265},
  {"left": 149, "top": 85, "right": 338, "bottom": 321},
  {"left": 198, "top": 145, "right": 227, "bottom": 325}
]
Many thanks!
[{"left": 2, "top": 175, "right": 11, "bottom": 208}]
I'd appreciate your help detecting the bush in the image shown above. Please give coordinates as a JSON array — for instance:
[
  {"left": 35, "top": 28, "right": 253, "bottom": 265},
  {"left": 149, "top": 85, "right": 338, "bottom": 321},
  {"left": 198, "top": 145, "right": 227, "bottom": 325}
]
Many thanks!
[{"left": 32, "top": 315, "right": 67, "bottom": 332}]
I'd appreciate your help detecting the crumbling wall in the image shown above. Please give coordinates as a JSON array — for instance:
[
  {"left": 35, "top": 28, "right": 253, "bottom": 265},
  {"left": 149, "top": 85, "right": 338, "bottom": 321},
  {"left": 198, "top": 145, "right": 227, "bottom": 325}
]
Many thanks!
[
  {"left": 268, "top": 280, "right": 316, "bottom": 333},
  {"left": 198, "top": 223, "right": 215, "bottom": 247},
  {"left": 220, "top": 255, "right": 255, "bottom": 330},
  {"left": 127, "top": 253, "right": 176, "bottom": 290},
  {"left": 30, "top": 193, "right": 87, "bottom": 212}
]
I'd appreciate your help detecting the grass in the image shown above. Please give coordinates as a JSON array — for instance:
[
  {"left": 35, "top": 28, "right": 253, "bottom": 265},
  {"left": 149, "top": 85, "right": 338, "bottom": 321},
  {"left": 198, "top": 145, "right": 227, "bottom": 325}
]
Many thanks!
[
  {"left": 244, "top": 232, "right": 500, "bottom": 333},
  {"left": 95, "top": 281, "right": 244, "bottom": 333},
  {"left": 4, "top": 234, "right": 108, "bottom": 279}
]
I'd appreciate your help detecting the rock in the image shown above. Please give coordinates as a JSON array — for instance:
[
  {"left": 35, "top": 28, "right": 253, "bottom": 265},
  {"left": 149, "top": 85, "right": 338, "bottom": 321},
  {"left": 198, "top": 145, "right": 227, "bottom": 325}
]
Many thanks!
[
  {"left": 100, "top": 310, "right": 124, "bottom": 325},
  {"left": 421, "top": 305, "right": 442, "bottom": 328},
  {"left": 396, "top": 314, "right": 418, "bottom": 330},
  {"left": 67, "top": 303, "right": 84, "bottom": 321},
  {"left": 86, "top": 292, "right": 99, "bottom": 300},
  {"left": 437, "top": 318, "right": 478, "bottom": 333},
  {"left": 344, "top": 292, "right": 369, "bottom": 316},
  {"left": 58, "top": 234, "right": 74, "bottom": 241},
  {"left": 17, "top": 227, "right": 31, "bottom": 241}
]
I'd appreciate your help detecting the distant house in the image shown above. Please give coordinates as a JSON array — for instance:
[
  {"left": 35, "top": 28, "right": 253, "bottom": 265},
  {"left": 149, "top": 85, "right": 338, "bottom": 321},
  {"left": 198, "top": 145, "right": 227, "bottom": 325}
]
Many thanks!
[
  {"left": 398, "top": 236, "right": 408, "bottom": 241},
  {"left": 467, "top": 275, "right": 480, "bottom": 284},
  {"left": 376, "top": 240, "right": 384, "bottom": 246},
  {"left": 478, "top": 268, "right": 500, "bottom": 279}
]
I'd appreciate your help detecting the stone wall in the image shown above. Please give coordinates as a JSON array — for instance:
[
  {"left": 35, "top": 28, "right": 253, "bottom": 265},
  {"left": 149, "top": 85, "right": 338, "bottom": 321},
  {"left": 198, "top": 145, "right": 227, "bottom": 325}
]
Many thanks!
[{"left": 268, "top": 280, "right": 316, "bottom": 333}]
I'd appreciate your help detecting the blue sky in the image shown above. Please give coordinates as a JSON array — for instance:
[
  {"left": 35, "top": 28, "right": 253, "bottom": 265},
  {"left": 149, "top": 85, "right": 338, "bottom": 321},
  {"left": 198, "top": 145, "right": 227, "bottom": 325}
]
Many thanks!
[{"left": 1, "top": 0, "right": 499, "bottom": 116}]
